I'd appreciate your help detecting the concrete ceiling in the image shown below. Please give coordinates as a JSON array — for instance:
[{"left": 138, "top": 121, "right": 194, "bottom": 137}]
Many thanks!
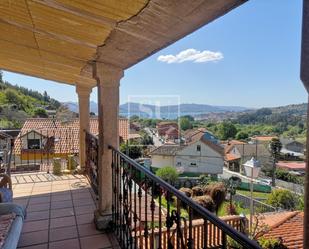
[{"left": 0, "top": 0, "right": 247, "bottom": 88}]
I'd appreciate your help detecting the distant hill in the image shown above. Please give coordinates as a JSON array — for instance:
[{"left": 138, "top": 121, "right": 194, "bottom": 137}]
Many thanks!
[
  {"left": 63, "top": 101, "right": 98, "bottom": 114},
  {"left": 64, "top": 101, "right": 249, "bottom": 118},
  {"left": 233, "top": 103, "right": 307, "bottom": 126},
  {"left": 0, "top": 74, "right": 62, "bottom": 128}
]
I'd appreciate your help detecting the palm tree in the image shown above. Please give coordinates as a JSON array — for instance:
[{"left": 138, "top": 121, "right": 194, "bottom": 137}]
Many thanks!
[{"left": 269, "top": 138, "right": 282, "bottom": 187}]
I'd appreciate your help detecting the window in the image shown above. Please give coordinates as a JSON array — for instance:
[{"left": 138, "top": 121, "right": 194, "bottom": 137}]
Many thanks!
[
  {"left": 197, "top": 145, "right": 201, "bottom": 152},
  {"left": 190, "top": 163, "right": 197, "bottom": 167},
  {"left": 28, "top": 139, "right": 40, "bottom": 149},
  {"left": 176, "top": 162, "right": 181, "bottom": 166}
]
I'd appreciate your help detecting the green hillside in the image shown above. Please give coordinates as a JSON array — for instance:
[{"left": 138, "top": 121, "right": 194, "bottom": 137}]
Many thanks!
[{"left": 0, "top": 71, "right": 61, "bottom": 128}]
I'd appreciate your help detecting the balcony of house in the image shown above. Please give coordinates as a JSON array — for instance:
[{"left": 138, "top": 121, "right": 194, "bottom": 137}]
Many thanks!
[{"left": 0, "top": 128, "right": 261, "bottom": 249}]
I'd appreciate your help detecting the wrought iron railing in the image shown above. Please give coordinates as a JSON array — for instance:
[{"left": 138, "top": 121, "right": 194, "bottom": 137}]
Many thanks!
[
  {"left": 109, "top": 146, "right": 261, "bottom": 249},
  {"left": 85, "top": 131, "right": 99, "bottom": 195}
]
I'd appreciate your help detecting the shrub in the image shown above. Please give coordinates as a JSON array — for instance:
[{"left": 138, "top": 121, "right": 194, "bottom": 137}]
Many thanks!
[
  {"left": 192, "top": 186, "right": 204, "bottom": 197},
  {"left": 275, "top": 169, "right": 302, "bottom": 184},
  {"left": 258, "top": 237, "right": 288, "bottom": 249},
  {"left": 266, "top": 189, "right": 299, "bottom": 210},
  {"left": 33, "top": 108, "right": 48, "bottom": 118},
  {"left": 156, "top": 166, "right": 179, "bottom": 184},
  {"left": 192, "top": 195, "right": 215, "bottom": 214},
  {"left": 207, "top": 182, "right": 226, "bottom": 214},
  {"left": 179, "top": 187, "right": 193, "bottom": 198},
  {"left": 226, "top": 203, "right": 238, "bottom": 215}
]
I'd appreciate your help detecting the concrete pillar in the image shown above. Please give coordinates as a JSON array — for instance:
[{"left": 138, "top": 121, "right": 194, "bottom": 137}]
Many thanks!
[
  {"left": 93, "top": 62, "right": 123, "bottom": 229},
  {"left": 76, "top": 85, "right": 92, "bottom": 170}
]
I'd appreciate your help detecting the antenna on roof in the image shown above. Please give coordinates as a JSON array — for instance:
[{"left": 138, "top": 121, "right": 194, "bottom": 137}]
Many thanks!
[{"left": 52, "top": 116, "right": 57, "bottom": 128}]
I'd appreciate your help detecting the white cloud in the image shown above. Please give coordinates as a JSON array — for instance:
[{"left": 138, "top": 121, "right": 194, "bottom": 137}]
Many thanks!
[{"left": 157, "top": 48, "right": 223, "bottom": 64}]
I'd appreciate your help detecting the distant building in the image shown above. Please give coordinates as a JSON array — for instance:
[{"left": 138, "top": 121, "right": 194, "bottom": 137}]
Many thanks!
[
  {"left": 280, "top": 137, "right": 305, "bottom": 158},
  {"left": 150, "top": 129, "right": 224, "bottom": 175},
  {"left": 13, "top": 118, "right": 129, "bottom": 168},
  {"left": 156, "top": 122, "right": 178, "bottom": 137},
  {"left": 224, "top": 140, "right": 246, "bottom": 172},
  {"left": 224, "top": 142, "right": 271, "bottom": 173}
]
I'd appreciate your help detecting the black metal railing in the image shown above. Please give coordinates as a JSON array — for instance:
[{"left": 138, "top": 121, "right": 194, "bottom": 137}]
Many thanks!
[
  {"left": 109, "top": 146, "right": 261, "bottom": 249},
  {"left": 85, "top": 131, "right": 99, "bottom": 195}
]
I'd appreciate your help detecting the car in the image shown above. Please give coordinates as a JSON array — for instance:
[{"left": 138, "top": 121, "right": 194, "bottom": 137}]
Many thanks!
[{"left": 259, "top": 179, "right": 272, "bottom": 186}]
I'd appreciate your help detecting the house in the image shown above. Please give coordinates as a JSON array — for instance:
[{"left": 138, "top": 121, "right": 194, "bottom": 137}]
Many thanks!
[
  {"left": 13, "top": 118, "right": 129, "bottom": 167},
  {"left": 224, "top": 140, "right": 246, "bottom": 172},
  {"left": 224, "top": 142, "right": 271, "bottom": 173},
  {"left": 156, "top": 122, "right": 178, "bottom": 137},
  {"left": 256, "top": 211, "right": 303, "bottom": 249},
  {"left": 164, "top": 126, "right": 179, "bottom": 141},
  {"left": 150, "top": 129, "right": 224, "bottom": 175},
  {"left": 280, "top": 138, "right": 305, "bottom": 158}
]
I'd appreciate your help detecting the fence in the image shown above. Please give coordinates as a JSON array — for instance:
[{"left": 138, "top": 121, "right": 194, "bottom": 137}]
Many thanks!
[
  {"left": 4, "top": 128, "right": 79, "bottom": 174},
  {"left": 233, "top": 194, "right": 277, "bottom": 213}
]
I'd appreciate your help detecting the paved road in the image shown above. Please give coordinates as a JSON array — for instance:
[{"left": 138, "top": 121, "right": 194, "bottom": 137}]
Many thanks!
[{"left": 144, "top": 127, "right": 162, "bottom": 147}]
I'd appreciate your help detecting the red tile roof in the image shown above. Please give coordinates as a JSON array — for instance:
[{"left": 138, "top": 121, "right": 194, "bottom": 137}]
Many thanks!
[
  {"left": 14, "top": 118, "right": 128, "bottom": 154},
  {"left": 252, "top": 136, "right": 277, "bottom": 142},
  {"left": 276, "top": 161, "right": 306, "bottom": 171},
  {"left": 257, "top": 211, "right": 304, "bottom": 249},
  {"left": 225, "top": 154, "right": 241, "bottom": 161}
]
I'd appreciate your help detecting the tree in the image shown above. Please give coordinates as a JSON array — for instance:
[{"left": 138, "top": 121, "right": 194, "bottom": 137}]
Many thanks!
[
  {"left": 120, "top": 142, "right": 142, "bottom": 159},
  {"left": 217, "top": 122, "right": 237, "bottom": 140},
  {"left": 33, "top": 108, "right": 48, "bottom": 118},
  {"left": 43, "top": 91, "right": 49, "bottom": 102},
  {"left": 155, "top": 166, "right": 179, "bottom": 184},
  {"left": 266, "top": 189, "right": 299, "bottom": 210},
  {"left": 269, "top": 138, "right": 282, "bottom": 187},
  {"left": 179, "top": 117, "right": 193, "bottom": 131},
  {"left": 225, "top": 176, "right": 242, "bottom": 206},
  {"left": 236, "top": 131, "right": 248, "bottom": 140}
]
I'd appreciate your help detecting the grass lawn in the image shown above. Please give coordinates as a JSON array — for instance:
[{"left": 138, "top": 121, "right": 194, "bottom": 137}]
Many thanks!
[
  {"left": 236, "top": 190, "right": 271, "bottom": 200},
  {"left": 217, "top": 201, "right": 250, "bottom": 217}
]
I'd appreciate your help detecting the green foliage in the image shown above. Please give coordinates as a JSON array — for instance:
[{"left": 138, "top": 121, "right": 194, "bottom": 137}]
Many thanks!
[
  {"left": 0, "top": 72, "right": 62, "bottom": 128},
  {"left": 275, "top": 169, "right": 303, "bottom": 184},
  {"left": 258, "top": 237, "right": 288, "bottom": 249},
  {"left": 33, "top": 108, "right": 48, "bottom": 118},
  {"left": 235, "top": 130, "right": 249, "bottom": 140},
  {"left": 120, "top": 142, "right": 142, "bottom": 159},
  {"left": 181, "top": 115, "right": 194, "bottom": 122},
  {"left": 266, "top": 189, "right": 299, "bottom": 210},
  {"left": 155, "top": 166, "right": 179, "bottom": 183},
  {"left": 269, "top": 138, "right": 282, "bottom": 157},
  {"left": 179, "top": 116, "right": 193, "bottom": 131},
  {"left": 139, "top": 130, "right": 154, "bottom": 145},
  {"left": 217, "top": 121, "right": 237, "bottom": 140}
]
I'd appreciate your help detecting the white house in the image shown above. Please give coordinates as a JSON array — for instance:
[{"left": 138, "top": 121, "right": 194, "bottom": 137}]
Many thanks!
[{"left": 150, "top": 129, "right": 224, "bottom": 175}]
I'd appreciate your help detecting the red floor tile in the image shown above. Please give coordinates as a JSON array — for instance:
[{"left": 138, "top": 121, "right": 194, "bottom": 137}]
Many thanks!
[
  {"left": 49, "top": 238, "right": 80, "bottom": 249},
  {"left": 49, "top": 226, "right": 78, "bottom": 242}
]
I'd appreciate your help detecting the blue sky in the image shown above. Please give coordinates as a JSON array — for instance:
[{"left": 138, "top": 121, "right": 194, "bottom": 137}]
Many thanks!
[{"left": 2, "top": 0, "right": 306, "bottom": 108}]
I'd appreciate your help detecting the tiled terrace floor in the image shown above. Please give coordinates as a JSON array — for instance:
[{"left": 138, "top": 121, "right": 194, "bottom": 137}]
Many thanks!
[{"left": 13, "top": 173, "right": 119, "bottom": 249}]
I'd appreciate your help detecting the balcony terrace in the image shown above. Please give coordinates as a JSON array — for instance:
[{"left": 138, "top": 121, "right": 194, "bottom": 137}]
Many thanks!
[
  {"left": 0, "top": 0, "right": 308, "bottom": 248},
  {"left": 14, "top": 173, "right": 120, "bottom": 249}
]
